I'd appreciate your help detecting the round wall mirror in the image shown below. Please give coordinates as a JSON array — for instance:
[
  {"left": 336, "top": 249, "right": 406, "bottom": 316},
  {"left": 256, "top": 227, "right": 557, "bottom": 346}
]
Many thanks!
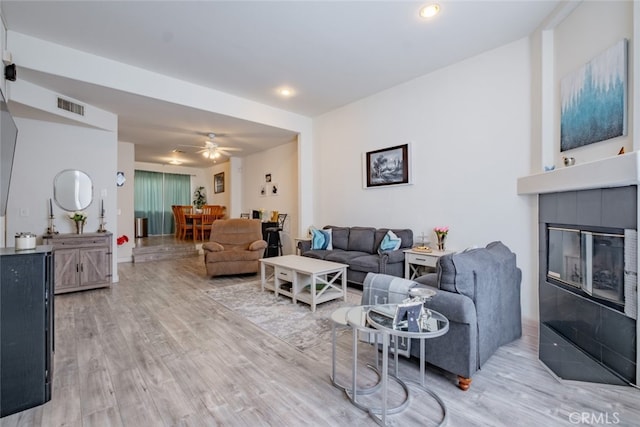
[{"left": 54, "top": 169, "right": 93, "bottom": 211}]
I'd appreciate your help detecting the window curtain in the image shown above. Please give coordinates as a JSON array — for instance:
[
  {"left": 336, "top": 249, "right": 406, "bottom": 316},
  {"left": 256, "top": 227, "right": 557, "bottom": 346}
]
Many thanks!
[
  {"left": 163, "top": 173, "right": 190, "bottom": 233},
  {"left": 134, "top": 170, "right": 190, "bottom": 235}
]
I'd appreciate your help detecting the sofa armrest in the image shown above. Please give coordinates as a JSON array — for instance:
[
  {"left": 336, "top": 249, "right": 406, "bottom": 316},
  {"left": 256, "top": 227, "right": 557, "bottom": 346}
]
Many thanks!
[
  {"left": 249, "top": 240, "right": 268, "bottom": 251},
  {"left": 298, "top": 239, "right": 311, "bottom": 253},
  {"left": 415, "top": 273, "right": 438, "bottom": 288},
  {"left": 382, "top": 249, "right": 405, "bottom": 264},
  {"left": 203, "top": 242, "right": 224, "bottom": 252},
  {"left": 419, "top": 285, "right": 477, "bottom": 325}
]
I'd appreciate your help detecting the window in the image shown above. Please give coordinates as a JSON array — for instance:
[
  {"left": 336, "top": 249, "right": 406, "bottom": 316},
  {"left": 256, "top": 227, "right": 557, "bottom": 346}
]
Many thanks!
[{"left": 134, "top": 170, "right": 190, "bottom": 235}]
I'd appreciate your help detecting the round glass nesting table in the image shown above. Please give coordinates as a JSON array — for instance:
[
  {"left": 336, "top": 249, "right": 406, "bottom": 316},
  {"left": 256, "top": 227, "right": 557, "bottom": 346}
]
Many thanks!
[{"left": 331, "top": 304, "right": 449, "bottom": 426}]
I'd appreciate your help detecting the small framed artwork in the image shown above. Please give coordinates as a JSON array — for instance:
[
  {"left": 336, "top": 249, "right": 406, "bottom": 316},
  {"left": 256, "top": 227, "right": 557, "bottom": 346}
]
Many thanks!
[
  {"left": 214, "top": 172, "right": 225, "bottom": 193},
  {"left": 260, "top": 184, "right": 267, "bottom": 197},
  {"left": 363, "top": 143, "right": 412, "bottom": 188},
  {"left": 265, "top": 173, "right": 272, "bottom": 183},
  {"left": 271, "top": 183, "right": 279, "bottom": 196}
]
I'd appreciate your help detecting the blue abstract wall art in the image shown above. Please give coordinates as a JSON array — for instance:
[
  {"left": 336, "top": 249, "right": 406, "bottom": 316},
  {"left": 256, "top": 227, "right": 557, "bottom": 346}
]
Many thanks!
[{"left": 560, "top": 39, "right": 627, "bottom": 152}]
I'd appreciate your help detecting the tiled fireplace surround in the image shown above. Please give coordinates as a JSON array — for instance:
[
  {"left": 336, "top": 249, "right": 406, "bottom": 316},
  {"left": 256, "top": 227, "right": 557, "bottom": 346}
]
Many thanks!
[
  {"left": 538, "top": 187, "right": 636, "bottom": 385},
  {"left": 518, "top": 152, "right": 640, "bottom": 387}
]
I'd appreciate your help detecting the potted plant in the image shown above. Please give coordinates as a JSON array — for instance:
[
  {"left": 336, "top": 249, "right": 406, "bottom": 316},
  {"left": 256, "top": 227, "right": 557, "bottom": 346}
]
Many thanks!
[{"left": 193, "top": 186, "right": 206, "bottom": 210}]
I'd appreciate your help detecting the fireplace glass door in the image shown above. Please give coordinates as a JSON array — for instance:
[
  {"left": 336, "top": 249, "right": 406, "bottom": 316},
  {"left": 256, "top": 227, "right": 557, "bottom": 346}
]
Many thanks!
[
  {"left": 547, "top": 227, "right": 582, "bottom": 288},
  {"left": 581, "top": 231, "right": 624, "bottom": 305}
]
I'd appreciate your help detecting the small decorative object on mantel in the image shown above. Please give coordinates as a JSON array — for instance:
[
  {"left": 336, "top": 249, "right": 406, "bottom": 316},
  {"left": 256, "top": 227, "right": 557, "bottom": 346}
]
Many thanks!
[
  {"left": 563, "top": 156, "right": 575, "bottom": 167},
  {"left": 618, "top": 146, "right": 625, "bottom": 155},
  {"left": 69, "top": 211, "right": 87, "bottom": 234},
  {"left": 544, "top": 165, "right": 555, "bottom": 172},
  {"left": 434, "top": 226, "right": 449, "bottom": 251}
]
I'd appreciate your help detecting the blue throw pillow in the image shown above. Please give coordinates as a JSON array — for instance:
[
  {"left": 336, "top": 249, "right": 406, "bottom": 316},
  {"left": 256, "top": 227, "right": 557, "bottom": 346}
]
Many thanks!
[
  {"left": 379, "top": 230, "right": 401, "bottom": 252},
  {"left": 311, "top": 227, "right": 333, "bottom": 250}
]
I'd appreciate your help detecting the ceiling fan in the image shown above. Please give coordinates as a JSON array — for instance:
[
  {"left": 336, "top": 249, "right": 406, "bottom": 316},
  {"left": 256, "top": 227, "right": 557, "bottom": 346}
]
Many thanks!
[{"left": 179, "top": 133, "right": 242, "bottom": 160}]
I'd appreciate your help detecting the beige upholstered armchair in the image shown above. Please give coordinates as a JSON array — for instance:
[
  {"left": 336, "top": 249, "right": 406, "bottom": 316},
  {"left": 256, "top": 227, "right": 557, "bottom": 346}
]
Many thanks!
[{"left": 203, "top": 218, "right": 267, "bottom": 277}]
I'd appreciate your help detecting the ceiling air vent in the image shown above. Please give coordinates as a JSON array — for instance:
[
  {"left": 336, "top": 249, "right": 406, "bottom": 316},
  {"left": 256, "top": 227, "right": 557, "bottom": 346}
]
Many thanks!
[{"left": 57, "top": 97, "right": 85, "bottom": 116}]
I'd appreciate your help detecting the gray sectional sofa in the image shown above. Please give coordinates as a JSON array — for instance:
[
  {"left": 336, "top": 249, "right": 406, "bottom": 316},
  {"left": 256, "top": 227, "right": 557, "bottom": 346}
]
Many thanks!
[{"left": 298, "top": 226, "right": 413, "bottom": 286}]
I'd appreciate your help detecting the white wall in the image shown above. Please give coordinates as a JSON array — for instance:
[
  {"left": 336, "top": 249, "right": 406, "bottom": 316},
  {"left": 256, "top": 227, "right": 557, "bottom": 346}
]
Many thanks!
[
  {"left": 553, "top": 1, "right": 634, "bottom": 166},
  {"left": 7, "top": 116, "right": 119, "bottom": 280},
  {"left": 242, "top": 140, "right": 298, "bottom": 254},
  {"left": 117, "top": 141, "right": 135, "bottom": 262},
  {"left": 0, "top": 11, "right": 6, "bottom": 247},
  {"left": 207, "top": 161, "right": 231, "bottom": 211},
  {"left": 8, "top": 31, "right": 315, "bottom": 232},
  {"left": 314, "top": 39, "right": 537, "bottom": 320}
]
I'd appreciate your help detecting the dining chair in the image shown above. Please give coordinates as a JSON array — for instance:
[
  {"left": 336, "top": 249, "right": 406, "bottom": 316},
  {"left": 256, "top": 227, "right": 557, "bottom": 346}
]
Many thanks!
[
  {"left": 176, "top": 205, "right": 194, "bottom": 239},
  {"left": 196, "top": 205, "right": 217, "bottom": 241},
  {"left": 213, "top": 205, "right": 226, "bottom": 220}
]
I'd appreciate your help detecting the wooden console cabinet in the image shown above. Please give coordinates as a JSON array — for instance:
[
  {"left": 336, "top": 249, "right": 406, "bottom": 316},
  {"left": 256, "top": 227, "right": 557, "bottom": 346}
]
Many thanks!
[{"left": 43, "top": 232, "right": 112, "bottom": 294}]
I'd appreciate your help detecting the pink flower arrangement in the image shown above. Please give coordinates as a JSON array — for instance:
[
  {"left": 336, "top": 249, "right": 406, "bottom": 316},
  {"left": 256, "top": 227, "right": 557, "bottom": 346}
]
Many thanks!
[{"left": 434, "top": 226, "right": 449, "bottom": 237}]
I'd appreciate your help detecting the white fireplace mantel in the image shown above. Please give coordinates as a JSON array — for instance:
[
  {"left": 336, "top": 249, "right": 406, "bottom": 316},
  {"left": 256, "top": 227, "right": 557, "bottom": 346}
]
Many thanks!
[{"left": 517, "top": 152, "right": 640, "bottom": 195}]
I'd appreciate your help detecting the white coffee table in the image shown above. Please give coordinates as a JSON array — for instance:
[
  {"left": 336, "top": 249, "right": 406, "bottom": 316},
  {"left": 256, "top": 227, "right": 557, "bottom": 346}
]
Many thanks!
[{"left": 260, "top": 255, "right": 348, "bottom": 312}]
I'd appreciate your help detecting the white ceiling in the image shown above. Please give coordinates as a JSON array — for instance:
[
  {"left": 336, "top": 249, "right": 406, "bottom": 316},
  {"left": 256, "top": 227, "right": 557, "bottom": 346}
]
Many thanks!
[{"left": 1, "top": 0, "right": 559, "bottom": 167}]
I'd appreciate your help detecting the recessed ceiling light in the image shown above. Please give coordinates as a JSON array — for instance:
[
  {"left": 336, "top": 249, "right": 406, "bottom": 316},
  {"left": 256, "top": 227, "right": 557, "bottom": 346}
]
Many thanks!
[
  {"left": 419, "top": 4, "right": 440, "bottom": 19},
  {"left": 277, "top": 87, "right": 295, "bottom": 97}
]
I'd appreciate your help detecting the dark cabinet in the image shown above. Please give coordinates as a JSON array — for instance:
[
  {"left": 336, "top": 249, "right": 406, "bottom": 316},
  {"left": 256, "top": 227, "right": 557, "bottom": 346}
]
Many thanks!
[{"left": 0, "top": 246, "right": 54, "bottom": 417}]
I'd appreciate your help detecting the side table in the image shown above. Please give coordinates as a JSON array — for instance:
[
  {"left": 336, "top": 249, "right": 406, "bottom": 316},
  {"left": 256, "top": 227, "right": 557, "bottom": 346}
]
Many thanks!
[
  {"left": 332, "top": 304, "right": 450, "bottom": 426},
  {"left": 403, "top": 248, "right": 453, "bottom": 280}
]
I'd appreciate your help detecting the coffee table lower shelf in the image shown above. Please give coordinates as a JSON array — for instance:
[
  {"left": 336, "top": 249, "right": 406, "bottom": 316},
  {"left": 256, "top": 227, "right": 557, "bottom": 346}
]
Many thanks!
[{"left": 260, "top": 255, "right": 349, "bottom": 312}]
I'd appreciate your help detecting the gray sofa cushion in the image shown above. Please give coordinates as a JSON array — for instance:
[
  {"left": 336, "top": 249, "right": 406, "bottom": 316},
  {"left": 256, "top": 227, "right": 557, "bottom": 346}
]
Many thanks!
[
  {"left": 349, "top": 254, "right": 382, "bottom": 272},
  {"left": 302, "top": 249, "right": 335, "bottom": 260},
  {"left": 325, "top": 250, "right": 370, "bottom": 264},
  {"left": 437, "top": 248, "right": 493, "bottom": 300},
  {"left": 325, "top": 226, "right": 350, "bottom": 250},
  {"left": 348, "top": 227, "right": 376, "bottom": 253}
]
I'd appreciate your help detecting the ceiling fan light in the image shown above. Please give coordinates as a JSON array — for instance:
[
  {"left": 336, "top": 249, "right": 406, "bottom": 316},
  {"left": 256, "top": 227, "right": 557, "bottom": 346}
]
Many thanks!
[
  {"left": 419, "top": 4, "right": 440, "bottom": 19},
  {"left": 202, "top": 151, "right": 210, "bottom": 158}
]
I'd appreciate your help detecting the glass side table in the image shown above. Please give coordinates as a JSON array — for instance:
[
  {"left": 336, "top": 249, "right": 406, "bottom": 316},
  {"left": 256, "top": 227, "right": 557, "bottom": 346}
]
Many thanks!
[{"left": 331, "top": 304, "right": 449, "bottom": 426}]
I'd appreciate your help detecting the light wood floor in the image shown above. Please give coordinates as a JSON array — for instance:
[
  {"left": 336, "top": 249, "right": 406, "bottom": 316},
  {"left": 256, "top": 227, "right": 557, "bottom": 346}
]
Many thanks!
[{"left": 1, "top": 255, "right": 639, "bottom": 427}]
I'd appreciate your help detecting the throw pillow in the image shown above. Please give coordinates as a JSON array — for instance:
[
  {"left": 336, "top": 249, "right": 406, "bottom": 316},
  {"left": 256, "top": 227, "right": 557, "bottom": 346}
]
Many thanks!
[
  {"left": 379, "top": 230, "right": 402, "bottom": 252},
  {"left": 310, "top": 227, "right": 333, "bottom": 250}
]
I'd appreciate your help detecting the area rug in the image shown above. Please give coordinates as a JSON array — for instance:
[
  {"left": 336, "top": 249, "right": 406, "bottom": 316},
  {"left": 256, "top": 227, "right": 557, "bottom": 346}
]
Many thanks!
[{"left": 204, "top": 280, "right": 362, "bottom": 351}]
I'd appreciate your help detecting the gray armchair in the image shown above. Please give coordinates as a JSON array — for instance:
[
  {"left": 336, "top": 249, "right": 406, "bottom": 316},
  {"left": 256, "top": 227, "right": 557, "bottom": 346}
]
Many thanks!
[{"left": 363, "top": 241, "right": 522, "bottom": 390}]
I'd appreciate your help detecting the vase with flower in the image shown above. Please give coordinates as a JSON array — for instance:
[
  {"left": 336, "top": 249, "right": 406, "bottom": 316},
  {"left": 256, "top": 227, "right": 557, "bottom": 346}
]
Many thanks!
[
  {"left": 434, "top": 226, "right": 449, "bottom": 251},
  {"left": 69, "top": 211, "right": 88, "bottom": 234}
]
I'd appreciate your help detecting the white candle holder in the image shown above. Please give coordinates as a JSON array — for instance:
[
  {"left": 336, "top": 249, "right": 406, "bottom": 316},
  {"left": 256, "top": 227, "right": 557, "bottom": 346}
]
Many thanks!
[
  {"left": 97, "top": 215, "right": 107, "bottom": 233},
  {"left": 46, "top": 215, "right": 58, "bottom": 235}
]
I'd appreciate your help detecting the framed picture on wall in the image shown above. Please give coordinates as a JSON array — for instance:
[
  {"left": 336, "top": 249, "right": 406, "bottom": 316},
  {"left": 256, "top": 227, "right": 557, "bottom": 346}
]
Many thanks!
[
  {"left": 363, "top": 143, "right": 412, "bottom": 188},
  {"left": 214, "top": 172, "right": 225, "bottom": 193},
  {"left": 560, "top": 39, "right": 628, "bottom": 151}
]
